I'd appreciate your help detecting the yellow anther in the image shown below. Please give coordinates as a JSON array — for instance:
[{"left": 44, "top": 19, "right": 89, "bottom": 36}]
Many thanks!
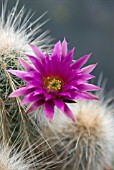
[{"left": 43, "top": 76, "right": 64, "bottom": 92}]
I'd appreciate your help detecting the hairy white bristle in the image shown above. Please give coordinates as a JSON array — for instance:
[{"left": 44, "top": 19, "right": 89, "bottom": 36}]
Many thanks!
[
  {"left": 0, "top": 137, "right": 59, "bottom": 170},
  {"left": 0, "top": 144, "right": 31, "bottom": 170},
  {"left": 0, "top": 0, "right": 52, "bottom": 54},
  {"left": 41, "top": 86, "right": 114, "bottom": 170}
]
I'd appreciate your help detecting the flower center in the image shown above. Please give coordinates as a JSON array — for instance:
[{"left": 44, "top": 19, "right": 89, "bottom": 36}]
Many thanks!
[{"left": 43, "top": 76, "right": 63, "bottom": 92}]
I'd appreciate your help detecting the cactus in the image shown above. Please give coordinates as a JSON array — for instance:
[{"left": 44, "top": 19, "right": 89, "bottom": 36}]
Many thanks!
[
  {"left": 0, "top": 143, "right": 30, "bottom": 170},
  {"left": 0, "top": 139, "right": 58, "bottom": 170},
  {"left": 0, "top": 0, "right": 52, "bottom": 100},
  {"left": 0, "top": 0, "right": 52, "bottom": 151},
  {"left": 0, "top": 1, "right": 114, "bottom": 170},
  {"left": 41, "top": 81, "right": 114, "bottom": 170}
]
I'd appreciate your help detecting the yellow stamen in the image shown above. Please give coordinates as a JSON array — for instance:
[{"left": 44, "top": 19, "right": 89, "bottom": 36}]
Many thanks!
[{"left": 43, "top": 76, "right": 63, "bottom": 92}]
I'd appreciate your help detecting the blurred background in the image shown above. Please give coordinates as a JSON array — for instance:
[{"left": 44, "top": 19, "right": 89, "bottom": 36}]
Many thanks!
[{"left": 1, "top": 0, "right": 114, "bottom": 91}]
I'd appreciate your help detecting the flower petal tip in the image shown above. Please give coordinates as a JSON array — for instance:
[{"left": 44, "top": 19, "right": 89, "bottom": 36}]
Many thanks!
[
  {"left": 62, "top": 37, "right": 67, "bottom": 44},
  {"left": 72, "top": 116, "right": 76, "bottom": 122},
  {"left": 63, "top": 37, "right": 66, "bottom": 41},
  {"left": 26, "top": 109, "right": 30, "bottom": 115},
  {"left": 18, "top": 57, "right": 23, "bottom": 62},
  {"left": 92, "top": 62, "right": 98, "bottom": 69},
  {"left": 89, "top": 52, "right": 92, "bottom": 56},
  {"left": 5, "top": 69, "right": 14, "bottom": 74},
  {"left": 97, "top": 87, "right": 102, "bottom": 91},
  {"left": 92, "top": 63, "right": 98, "bottom": 69},
  {"left": 8, "top": 93, "right": 15, "bottom": 98},
  {"left": 8, "top": 95, "right": 11, "bottom": 98},
  {"left": 47, "top": 116, "right": 53, "bottom": 122},
  {"left": 29, "top": 43, "right": 34, "bottom": 48},
  {"left": 21, "top": 101, "right": 25, "bottom": 105},
  {"left": 86, "top": 53, "right": 92, "bottom": 59},
  {"left": 5, "top": 69, "right": 10, "bottom": 73},
  {"left": 96, "top": 97, "right": 100, "bottom": 100}
]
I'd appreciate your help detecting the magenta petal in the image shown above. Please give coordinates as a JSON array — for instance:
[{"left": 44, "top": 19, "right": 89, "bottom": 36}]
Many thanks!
[
  {"left": 63, "top": 84, "right": 78, "bottom": 92},
  {"left": 76, "top": 74, "right": 95, "bottom": 82},
  {"left": 28, "top": 81, "right": 42, "bottom": 89},
  {"left": 26, "top": 100, "right": 44, "bottom": 114},
  {"left": 29, "top": 44, "right": 45, "bottom": 60},
  {"left": 77, "top": 83, "right": 101, "bottom": 91},
  {"left": 67, "top": 72, "right": 95, "bottom": 84},
  {"left": 18, "top": 58, "right": 35, "bottom": 72},
  {"left": 52, "top": 41, "right": 62, "bottom": 57},
  {"left": 80, "top": 92, "right": 100, "bottom": 100},
  {"left": 29, "top": 72, "right": 43, "bottom": 84},
  {"left": 66, "top": 48, "right": 75, "bottom": 62},
  {"left": 7, "top": 70, "right": 33, "bottom": 82},
  {"left": 80, "top": 63, "right": 97, "bottom": 74},
  {"left": 51, "top": 54, "right": 61, "bottom": 75},
  {"left": 62, "top": 38, "right": 67, "bottom": 57},
  {"left": 44, "top": 100, "right": 54, "bottom": 121},
  {"left": 7, "top": 39, "right": 100, "bottom": 120},
  {"left": 72, "top": 91, "right": 100, "bottom": 100},
  {"left": 63, "top": 103, "right": 76, "bottom": 122},
  {"left": 22, "top": 93, "right": 43, "bottom": 105},
  {"left": 9, "top": 87, "right": 34, "bottom": 97},
  {"left": 44, "top": 54, "right": 54, "bottom": 75},
  {"left": 44, "top": 92, "right": 52, "bottom": 100},
  {"left": 7, "top": 70, "right": 27, "bottom": 78},
  {"left": 62, "top": 48, "right": 75, "bottom": 65},
  {"left": 71, "top": 53, "right": 92, "bottom": 70},
  {"left": 26, "top": 55, "right": 45, "bottom": 75},
  {"left": 66, "top": 70, "right": 79, "bottom": 82},
  {"left": 59, "top": 92, "right": 71, "bottom": 98},
  {"left": 7, "top": 69, "right": 42, "bottom": 83},
  {"left": 53, "top": 98, "right": 75, "bottom": 122}
]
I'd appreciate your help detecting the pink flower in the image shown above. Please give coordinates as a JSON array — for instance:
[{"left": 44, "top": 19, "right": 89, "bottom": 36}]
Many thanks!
[{"left": 7, "top": 39, "right": 100, "bottom": 121}]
